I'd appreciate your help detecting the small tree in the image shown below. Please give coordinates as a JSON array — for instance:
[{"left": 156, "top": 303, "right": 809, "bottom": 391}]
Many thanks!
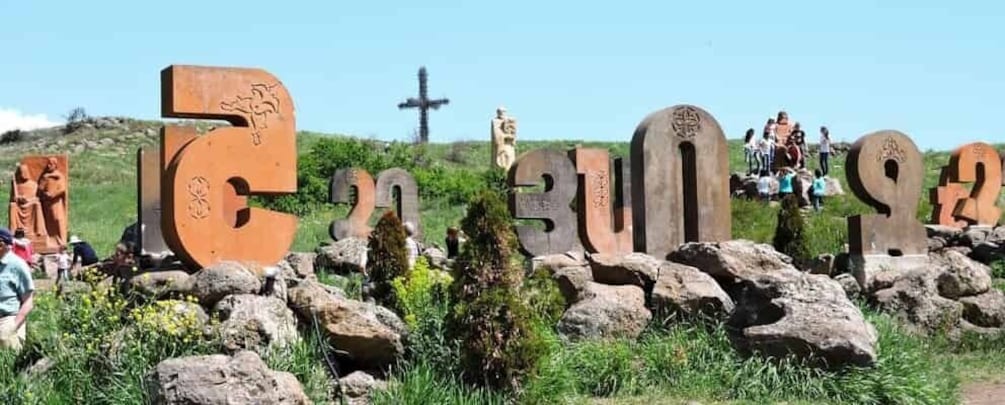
[
  {"left": 366, "top": 210, "right": 410, "bottom": 310},
  {"left": 63, "top": 107, "right": 89, "bottom": 134},
  {"left": 773, "top": 194, "right": 810, "bottom": 264},
  {"left": 448, "top": 190, "right": 544, "bottom": 390}
]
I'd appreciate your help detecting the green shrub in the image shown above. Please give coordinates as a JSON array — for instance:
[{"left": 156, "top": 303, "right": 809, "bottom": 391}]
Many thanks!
[
  {"left": 773, "top": 194, "right": 811, "bottom": 264},
  {"left": 392, "top": 257, "right": 453, "bottom": 328},
  {"left": 367, "top": 210, "right": 410, "bottom": 310},
  {"left": 448, "top": 190, "right": 546, "bottom": 390},
  {"left": 522, "top": 267, "right": 566, "bottom": 327}
]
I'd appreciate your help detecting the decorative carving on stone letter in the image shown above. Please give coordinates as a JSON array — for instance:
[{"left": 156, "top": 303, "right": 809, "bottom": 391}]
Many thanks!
[{"left": 571, "top": 148, "right": 633, "bottom": 254}]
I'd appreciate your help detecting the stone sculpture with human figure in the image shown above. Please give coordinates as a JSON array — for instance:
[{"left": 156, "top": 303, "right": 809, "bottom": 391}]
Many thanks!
[{"left": 9, "top": 155, "right": 69, "bottom": 254}]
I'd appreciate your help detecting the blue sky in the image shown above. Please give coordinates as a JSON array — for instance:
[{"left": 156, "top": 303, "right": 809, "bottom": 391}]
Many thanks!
[{"left": 1, "top": 0, "right": 1002, "bottom": 151}]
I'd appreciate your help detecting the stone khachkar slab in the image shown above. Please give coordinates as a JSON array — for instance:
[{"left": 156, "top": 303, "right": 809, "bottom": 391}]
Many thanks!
[
  {"left": 328, "top": 167, "right": 421, "bottom": 240},
  {"left": 160, "top": 65, "right": 298, "bottom": 269},
  {"left": 329, "top": 168, "right": 375, "bottom": 241},
  {"left": 569, "top": 148, "right": 632, "bottom": 255},
  {"left": 9, "top": 155, "right": 68, "bottom": 253},
  {"left": 137, "top": 148, "right": 171, "bottom": 257},
  {"left": 929, "top": 166, "right": 969, "bottom": 228},
  {"left": 630, "top": 105, "right": 730, "bottom": 258},
  {"left": 509, "top": 149, "right": 582, "bottom": 257},
  {"left": 846, "top": 130, "right": 928, "bottom": 288}
]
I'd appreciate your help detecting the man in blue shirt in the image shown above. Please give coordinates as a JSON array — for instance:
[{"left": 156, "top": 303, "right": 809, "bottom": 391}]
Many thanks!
[
  {"left": 69, "top": 235, "right": 99, "bottom": 268},
  {"left": 0, "top": 227, "right": 35, "bottom": 351}
]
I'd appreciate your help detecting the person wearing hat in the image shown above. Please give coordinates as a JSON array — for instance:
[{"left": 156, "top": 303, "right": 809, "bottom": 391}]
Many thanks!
[
  {"left": 0, "top": 227, "right": 34, "bottom": 351},
  {"left": 69, "top": 235, "right": 99, "bottom": 268}
]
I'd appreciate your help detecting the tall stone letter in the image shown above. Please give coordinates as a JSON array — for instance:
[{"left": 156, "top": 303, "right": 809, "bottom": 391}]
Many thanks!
[
  {"left": 375, "top": 168, "right": 422, "bottom": 239},
  {"left": 928, "top": 166, "right": 968, "bottom": 228},
  {"left": 329, "top": 168, "right": 375, "bottom": 241},
  {"left": 630, "top": 105, "right": 730, "bottom": 258},
  {"left": 948, "top": 142, "right": 1002, "bottom": 226},
  {"left": 509, "top": 149, "right": 580, "bottom": 257},
  {"left": 570, "top": 148, "right": 632, "bottom": 254},
  {"left": 846, "top": 130, "right": 927, "bottom": 288},
  {"left": 160, "top": 65, "right": 298, "bottom": 269}
]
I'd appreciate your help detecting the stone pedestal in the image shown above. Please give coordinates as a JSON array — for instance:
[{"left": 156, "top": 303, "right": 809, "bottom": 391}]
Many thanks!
[{"left": 850, "top": 254, "right": 929, "bottom": 292}]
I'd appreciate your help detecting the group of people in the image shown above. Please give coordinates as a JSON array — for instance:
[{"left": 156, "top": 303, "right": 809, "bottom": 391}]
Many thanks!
[{"left": 742, "top": 111, "right": 833, "bottom": 177}]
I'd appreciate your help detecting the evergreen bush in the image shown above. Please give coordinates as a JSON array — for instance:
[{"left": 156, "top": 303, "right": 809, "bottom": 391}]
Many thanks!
[
  {"left": 773, "top": 194, "right": 810, "bottom": 264},
  {"left": 367, "top": 210, "right": 410, "bottom": 310}
]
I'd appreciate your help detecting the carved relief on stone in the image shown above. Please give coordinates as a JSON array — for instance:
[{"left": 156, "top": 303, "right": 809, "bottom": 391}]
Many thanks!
[
  {"left": 160, "top": 65, "right": 298, "bottom": 269},
  {"left": 491, "top": 106, "right": 518, "bottom": 171},
  {"left": 9, "top": 155, "right": 69, "bottom": 253},
  {"left": 670, "top": 105, "right": 701, "bottom": 140},
  {"left": 571, "top": 148, "right": 633, "bottom": 255}
]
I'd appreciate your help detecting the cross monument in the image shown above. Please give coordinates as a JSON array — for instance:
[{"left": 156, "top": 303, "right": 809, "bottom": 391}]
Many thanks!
[{"left": 397, "top": 66, "right": 449, "bottom": 143}]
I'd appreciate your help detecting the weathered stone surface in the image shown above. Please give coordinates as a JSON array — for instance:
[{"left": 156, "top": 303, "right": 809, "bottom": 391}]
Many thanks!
[
  {"left": 532, "top": 252, "right": 588, "bottom": 272},
  {"left": 631, "top": 105, "right": 730, "bottom": 258},
  {"left": 958, "top": 290, "right": 1005, "bottom": 328},
  {"left": 960, "top": 227, "right": 992, "bottom": 248},
  {"left": 873, "top": 268, "right": 963, "bottom": 333},
  {"left": 128, "top": 270, "right": 193, "bottom": 299},
  {"left": 288, "top": 281, "right": 403, "bottom": 367},
  {"left": 557, "top": 282, "right": 650, "bottom": 341},
  {"left": 552, "top": 266, "right": 593, "bottom": 304},
  {"left": 509, "top": 148, "right": 581, "bottom": 257},
  {"left": 340, "top": 371, "right": 387, "bottom": 405},
  {"left": 929, "top": 166, "right": 970, "bottom": 228},
  {"left": 375, "top": 168, "right": 422, "bottom": 239},
  {"left": 571, "top": 148, "right": 633, "bottom": 255},
  {"left": 730, "top": 270, "right": 878, "bottom": 368},
  {"left": 823, "top": 177, "right": 844, "bottom": 196},
  {"left": 138, "top": 147, "right": 171, "bottom": 258},
  {"left": 947, "top": 142, "right": 1002, "bottom": 226},
  {"left": 284, "top": 252, "right": 316, "bottom": 279},
  {"left": 587, "top": 252, "right": 661, "bottom": 288},
  {"left": 807, "top": 254, "right": 835, "bottom": 275},
  {"left": 10, "top": 155, "right": 69, "bottom": 254},
  {"left": 986, "top": 226, "right": 1005, "bottom": 246},
  {"left": 423, "top": 247, "right": 447, "bottom": 269},
  {"left": 933, "top": 250, "right": 991, "bottom": 298},
  {"left": 146, "top": 350, "right": 309, "bottom": 405},
  {"left": 652, "top": 262, "right": 733, "bottom": 320},
  {"left": 669, "top": 240, "right": 795, "bottom": 283},
  {"left": 927, "top": 224, "right": 965, "bottom": 240},
  {"left": 215, "top": 294, "right": 299, "bottom": 352},
  {"left": 160, "top": 66, "right": 298, "bottom": 270},
  {"left": 846, "top": 131, "right": 926, "bottom": 257},
  {"left": 329, "top": 168, "right": 375, "bottom": 241},
  {"left": 834, "top": 273, "right": 861, "bottom": 299},
  {"left": 316, "top": 237, "right": 368, "bottom": 273},
  {"left": 189, "top": 261, "right": 261, "bottom": 307}
]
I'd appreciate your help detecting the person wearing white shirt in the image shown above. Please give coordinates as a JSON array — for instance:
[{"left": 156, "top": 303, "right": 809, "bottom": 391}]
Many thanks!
[{"left": 819, "top": 126, "right": 832, "bottom": 176}]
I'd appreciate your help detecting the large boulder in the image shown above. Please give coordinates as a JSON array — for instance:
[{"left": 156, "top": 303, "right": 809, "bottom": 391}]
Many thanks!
[
  {"left": 190, "top": 262, "right": 261, "bottom": 307},
  {"left": 587, "top": 252, "right": 661, "bottom": 288},
  {"left": 214, "top": 294, "right": 300, "bottom": 352},
  {"left": 532, "top": 251, "right": 588, "bottom": 272},
  {"left": 146, "top": 350, "right": 309, "bottom": 405},
  {"left": 284, "top": 252, "right": 317, "bottom": 279},
  {"left": 557, "top": 282, "right": 650, "bottom": 341},
  {"left": 340, "top": 371, "right": 387, "bottom": 405},
  {"left": 128, "top": 271, "right": 193, "bottom": 299},
  {"left": 316, "top": 237, "right": 368, "bottom": 274},
  {"left": 933, "top": 250, "right": 991, "bottom": 298},
  {"left": 552, "top": 266, "right": 593, "bottom": 304},
  {"left": 651, "top": 262, "right": 734, "bottom": 320},
  {"left": 288, "top": 281, "right": 403, "bottom": 368},
  {"left": 670, "top": 241, "right": 877, "bottom": 368},
  {"left": 958, "top": 290, "right": 1005, "bottom": 328},
  {"left": 873, "top": 268, "right": 964, "bottom": 333}
]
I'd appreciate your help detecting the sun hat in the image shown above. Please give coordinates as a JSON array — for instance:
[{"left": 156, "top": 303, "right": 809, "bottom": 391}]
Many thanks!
[{"left": 69, "top": 235, "right": 82, "bottom": 244}]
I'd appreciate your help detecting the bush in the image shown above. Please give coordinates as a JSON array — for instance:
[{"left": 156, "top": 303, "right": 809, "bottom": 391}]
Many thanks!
[
  {"left": 773, "top": 194, "right": 810, "bottom": 264},
  {"left": 63, "top": 107, "right": 89, "bottom": 134},
  {"left": 448, "top": 191, "right": 546, "bottom": 390},
  {"left": 367, "top": 210, "right": 410, "bottom": 310},
  {"left": 391, "top": 257, "right": 456, "bottom": 370},
  {"left": 0, "top": 129, "right": 24, "bottom": 144}
]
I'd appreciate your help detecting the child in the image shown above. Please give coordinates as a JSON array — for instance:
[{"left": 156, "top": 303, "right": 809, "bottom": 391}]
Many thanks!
[
  {"left": 778, "top": 167, "right": 795, "bottom": 199},
  {"left": 757, "top": 170, "right": 772, "bottom": 202},
  {"left": 56, "top": 245, "right": 71, "bottom": 282},
  {"left": 11, "top": 228, "right": 34, "bottom": 267},
  {"left": 812, "top": 169, "right": 827, "bottom": 212},
  {"left": 743, "top": 128, "right": 759, "bottom": 175}
]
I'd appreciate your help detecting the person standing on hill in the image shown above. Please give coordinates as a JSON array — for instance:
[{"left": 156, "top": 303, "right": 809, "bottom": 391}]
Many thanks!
[
  {"left": 757, "top": 170, "right": 773, "bottom": 202},
  {"left": 0, "top": 227, "right": 34, "bottom": 352},
  {"left": 69, "top": 235, "right": 99, "bottom": 268},
  {"left": 743, "top": 128, "right": 759, "bottom": 175},
  {"left": 819, "top": 126, "right": 832, "bottom": 176},
  {"left": 445, "top": 227, "right": 461, "bottom": 259},
  {"left": 56, "top": 245, "right": 71, "bottom": 282}
]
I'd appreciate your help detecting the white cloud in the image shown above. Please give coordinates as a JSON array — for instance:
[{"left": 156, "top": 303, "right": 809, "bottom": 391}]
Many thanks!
[{"left": 0, "top": 108, "right": 59, "bottom": 134}]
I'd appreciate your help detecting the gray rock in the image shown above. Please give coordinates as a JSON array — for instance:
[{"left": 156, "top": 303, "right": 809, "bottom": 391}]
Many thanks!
[
  {"left": 986, "top": 226, "right": 1005, "bottom": 246},
  {"left": 926, "top": 224, "right": 964, "bottom": 240},
  {"left": 190, "top": 262, "right": 261, "bottom": 307},
  {"left": 651, "top": 262, "right": 734, "bottom": 320},
  {"left": 873, "top": 268, "right": 963, "bottom": 333},
  {"left": 587, "top": 252, "right": 661, "bottom": 288},
  {"left": 146, "top": 350, "right": 309, "bottom": 405},
  {"left": 316, "top": 237, "right": 368, "bottom": 274},
  {"left": 834, "top": 273, "right": 861, "bottom": 300},
  {"left": 214, "top": 294, "right": 300, "bottom": 352},
  {"left": 128, "top": 271, "right": 193, "bottom": 299},
  {"left": 340, "top": 371, "right": 387, "bottom": 405},
  {"left": 552, "top": 266, "right": 593, "bottom": 304},
  {"left": 669, "top": 240, "right": 795, "bottom": 283},
  {"left": 970, "top": 242, "right": 1005, "bottom": 264},
  {"left": 823, "top": 177, "right": 844, "bottom": 196},
  {"left": 958, "top": 290, "right": 1005, "bottom": 328},
  {"left": 532, "top": 251, "right": 588, "bottom": 272},
  {"left": 960, "top": 227, "right": 992, "bottom": 248},
  {"left": 284, "top": 252, "right": 317, "bottom": 279},
  {"left": 422, "top": 247, "right": 447, "bottom": 270},
  {"left": 287, "top": 281, "right": 403, "bottom": 367},
  {"left": 807, "top": 254, "right": 835, "bottom": 275},
  {"left": 933, "top": 250, "right": 991, "bottom": 298},
  {"left": 557, "top": 282, "right": 650, "bottom": 341}
]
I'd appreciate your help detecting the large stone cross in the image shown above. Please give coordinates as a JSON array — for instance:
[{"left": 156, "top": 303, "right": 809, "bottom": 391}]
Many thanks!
[{"left": 397, "top": 66, "right": 449, "bottom": 143}]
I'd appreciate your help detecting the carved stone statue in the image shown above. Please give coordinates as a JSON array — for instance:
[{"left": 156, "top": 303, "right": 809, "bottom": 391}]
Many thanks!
[
  {"left": 491, "top": 106, "right": 517, "bottom": 170},
  {"left": 9, "top": 163, "right": 47, "bottom": 241},
  {"left": 38, "top": 157, "right": 68, "bottom": 248}
]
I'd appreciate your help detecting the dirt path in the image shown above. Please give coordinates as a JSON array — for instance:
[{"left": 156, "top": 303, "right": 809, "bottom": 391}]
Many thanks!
[{"left": 962, "top": 379, "right": 1005, "bottom": 405}]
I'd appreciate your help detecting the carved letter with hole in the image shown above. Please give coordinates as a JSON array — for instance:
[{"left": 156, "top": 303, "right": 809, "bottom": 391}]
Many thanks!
[
  {"left": 160, "top": 65, "right": 298, "bottom": 269},
  {"left": 509, "top": 149, "right": 581, "bottom": 257},
  {"left": 947, "top": 142, "right": 1002, "bottom": 226},
  {"left": 329, "top": 168, "right": 375, "bottom": 241},
  {"left": 570, "top": 148, "right": 633, "bottom": 254}
]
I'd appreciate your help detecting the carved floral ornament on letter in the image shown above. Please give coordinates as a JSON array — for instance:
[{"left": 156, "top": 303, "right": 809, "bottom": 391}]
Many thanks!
[
  {"left": 671, "top": 106, "right": 702, "bottom": 140},
  {"left": 220, "top": 83, "right": 282, "bottom": 145}
]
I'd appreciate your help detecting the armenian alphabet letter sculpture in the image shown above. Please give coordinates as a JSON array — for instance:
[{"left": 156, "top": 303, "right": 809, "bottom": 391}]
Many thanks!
[
  {"left": 160, "top": 65, "right": 298, "bottom": 269},
  {"left": 329, "top": 168, "right": 421, "bottom": 241},
  {"left": 929, "top": 167, "right": 970, "bottom": 228},
  {"left": 940, "top": 142, "right": 1001, "bottom": 227},
  {"left": 137, "top": 148, "right": 170, "bottom": 258},
  {"left": 9, "top": 155, "right": 68, "bottom": 253},
  {"left": 846, "top": 131, "right": 927, "bottom": 288},
  {"left": 630, "top": 105, "right": 730, "bottom": 258},
  {"left": 491, "top": 107, "right": 517, "bottom": 171},
  {"left": 570, "top": 148, "right": 633, "bottom": 255},
  {"left": 509, "top": 149, "right": 581, "bottom": 257}
]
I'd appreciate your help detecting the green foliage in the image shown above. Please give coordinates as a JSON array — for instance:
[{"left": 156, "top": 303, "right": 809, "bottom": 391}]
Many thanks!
[
  {"left": 773, "top": 194, "right": 811, "bottom": 263},
  {"left": 449, "top": 191, "right": 546, "bottom": 390},
  {"left": 371, "top": 362, "right": 507, "bottom": 405},
  {"left": 522, "top": 267, "right": 566, "bottom": 327},
  {"left": 391, "top": 257, "right": 458, "bottom": 372},
  {"left": 391, "top": 257, "right": 453, "bottom": 328},
  {"left": 367, "top": 210, "right": 410, "bottom": 310}
]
